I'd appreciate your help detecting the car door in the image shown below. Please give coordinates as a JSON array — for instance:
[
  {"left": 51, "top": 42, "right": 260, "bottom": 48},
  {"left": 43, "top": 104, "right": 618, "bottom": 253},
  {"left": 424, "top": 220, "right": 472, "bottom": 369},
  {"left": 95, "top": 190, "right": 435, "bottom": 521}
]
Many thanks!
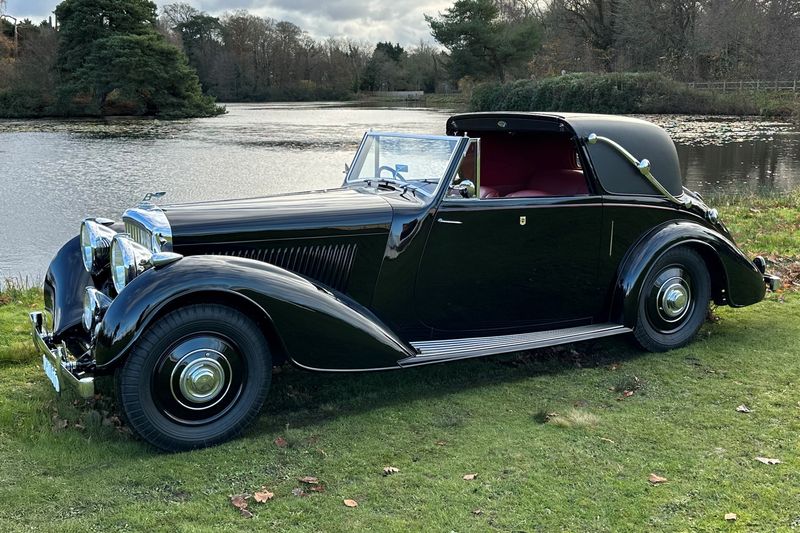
[{"left": 414, "top": 195, "right": 604, "bottom": 335}]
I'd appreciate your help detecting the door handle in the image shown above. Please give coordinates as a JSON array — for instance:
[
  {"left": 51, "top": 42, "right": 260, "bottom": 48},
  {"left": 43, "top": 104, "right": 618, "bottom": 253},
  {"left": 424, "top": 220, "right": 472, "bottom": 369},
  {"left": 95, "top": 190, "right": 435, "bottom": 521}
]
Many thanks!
[{"left": 437, "top": 218, "right": 463, "bottom": 225}]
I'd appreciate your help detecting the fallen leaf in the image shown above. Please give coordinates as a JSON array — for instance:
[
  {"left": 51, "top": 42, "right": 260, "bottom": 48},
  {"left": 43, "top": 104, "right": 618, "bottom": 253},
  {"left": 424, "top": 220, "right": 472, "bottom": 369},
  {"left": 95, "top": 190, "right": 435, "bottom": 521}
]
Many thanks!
[
  {"left": 599, "top": 437, "right": 615, "bottom": 444},
  {"left": 309, "top": 485, "right": 325, "bottom": 493},
  {"left": 291, "top": 487, "right": 306, "bottom": 497},
  {"left": 435, "top": 440, "right": 447, "bottom": 446},
  {"left": 463, "top": 473, "right": 478, "bottom": 480},
  {"left": 240, "top": 509, "right": 254, "bottom": 519},
  {"left": 274, "top": 436, "right": 288, "bottom": 447},
  {"left": 755, "top": 456, "right": 781, "bottom": 465},
  {"left": 736, "top": 405, "right": 752, "bottom": 413},
  {"left": 298, "top": 476, "right": 319, "bottom": 484},
  {"left": 253, "top": 490, "right": 274, "bottom": 503},
  {"left": 724, "top": 512, "right": 737, "bottom": 521},
  {"left": 230, "top": 494, "right": 250, "bottom": 510},
  {"left": 383, "top": 466, "right": 400, "bottom": 476},
  {"left": 623, "top": 390, "right": 634, "bottom": 397},
  {"left": 648, "top": 473, "right": 668, "bottom": 484},
  {"left": 343, "top": 499, "right": 358, "bottom": 508},
  {"left": 472, "top": 509, "right": 483, "bottom": 516}
]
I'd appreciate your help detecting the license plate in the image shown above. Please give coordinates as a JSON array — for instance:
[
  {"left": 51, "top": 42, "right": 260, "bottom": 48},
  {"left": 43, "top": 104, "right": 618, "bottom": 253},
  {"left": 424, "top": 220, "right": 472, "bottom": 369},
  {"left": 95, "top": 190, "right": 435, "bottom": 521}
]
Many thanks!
[{"left": 42, "top": 354, "right": 61, "bottom": 392}]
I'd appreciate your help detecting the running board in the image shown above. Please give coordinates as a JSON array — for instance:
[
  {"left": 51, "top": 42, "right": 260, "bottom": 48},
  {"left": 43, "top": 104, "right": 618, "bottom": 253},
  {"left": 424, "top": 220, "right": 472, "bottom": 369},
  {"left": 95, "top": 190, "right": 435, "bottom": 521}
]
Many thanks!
[{"left": 401, "top": 323, "right": 631, "bottom": 366}]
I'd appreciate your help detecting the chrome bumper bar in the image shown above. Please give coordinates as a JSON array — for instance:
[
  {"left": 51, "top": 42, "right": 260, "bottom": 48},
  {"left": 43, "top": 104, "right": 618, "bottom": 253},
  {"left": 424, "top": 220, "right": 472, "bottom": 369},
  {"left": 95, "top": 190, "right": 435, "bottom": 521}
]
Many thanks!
[
  {"left": 764, "top": 274, "right": 781, "bottom": 292},
  {"left": 29, "top": 312, "right": 95, "bottom": 399}
]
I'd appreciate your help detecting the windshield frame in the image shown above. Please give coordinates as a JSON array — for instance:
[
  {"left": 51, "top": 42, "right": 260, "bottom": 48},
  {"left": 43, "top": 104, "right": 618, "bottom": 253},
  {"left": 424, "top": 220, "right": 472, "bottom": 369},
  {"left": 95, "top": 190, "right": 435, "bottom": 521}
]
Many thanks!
[{"left": 344, "top": 132, "right": 470, "bottom": 199}]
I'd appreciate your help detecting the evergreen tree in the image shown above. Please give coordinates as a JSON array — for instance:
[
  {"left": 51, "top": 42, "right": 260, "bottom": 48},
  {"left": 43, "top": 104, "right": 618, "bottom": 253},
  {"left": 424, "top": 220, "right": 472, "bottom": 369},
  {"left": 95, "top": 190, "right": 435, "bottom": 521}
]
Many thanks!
[{"left": 54, "top": 0, "right": 221, "bottom": 117}]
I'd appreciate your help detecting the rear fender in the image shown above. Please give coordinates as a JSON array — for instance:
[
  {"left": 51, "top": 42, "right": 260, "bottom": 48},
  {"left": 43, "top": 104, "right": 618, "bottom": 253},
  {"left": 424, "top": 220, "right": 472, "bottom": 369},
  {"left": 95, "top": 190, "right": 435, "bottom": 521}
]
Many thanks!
[
  {"left": 93, "top": 255, "right": 415, "bottom": 372},
  {"left": 614, "top": 221, "right": 765, "bottom": 327}
]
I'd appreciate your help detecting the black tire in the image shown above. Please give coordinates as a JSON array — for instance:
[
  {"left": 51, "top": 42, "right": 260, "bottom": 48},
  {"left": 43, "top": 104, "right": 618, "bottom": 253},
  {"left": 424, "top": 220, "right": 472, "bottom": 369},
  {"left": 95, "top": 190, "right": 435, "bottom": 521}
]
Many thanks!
[
  {"left": 633, "top": 247, "right": 710, "bottom": 352},
  {"left": 116, "top": 304, "right": 271, "bottom": 451}
]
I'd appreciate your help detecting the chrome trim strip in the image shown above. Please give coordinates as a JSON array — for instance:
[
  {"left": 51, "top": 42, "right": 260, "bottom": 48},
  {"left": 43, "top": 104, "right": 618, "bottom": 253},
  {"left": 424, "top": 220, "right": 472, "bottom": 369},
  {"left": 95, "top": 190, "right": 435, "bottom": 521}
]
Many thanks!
[
  {"left": 437, "top": 218, "right": 463, "bottom": 225},
  {"left": 609, "top": 220, "right": 615, "bottom": 256},
  {"left": 586, "top": 133, "right": 691, "bottom": 208},
  {"left": 404, "top": 324, "right": 630, "bottom": 365},
  {"left": 290, "top": 358, "right": 401, "bottom": 373}
]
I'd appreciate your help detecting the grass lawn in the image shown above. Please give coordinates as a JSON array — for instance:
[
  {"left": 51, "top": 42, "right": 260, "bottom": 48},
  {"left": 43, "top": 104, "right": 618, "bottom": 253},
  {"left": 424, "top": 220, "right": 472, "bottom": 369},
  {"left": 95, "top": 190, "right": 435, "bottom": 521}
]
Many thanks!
[{"left": 0, "top": 193, "right": 798, "bottom": 531}]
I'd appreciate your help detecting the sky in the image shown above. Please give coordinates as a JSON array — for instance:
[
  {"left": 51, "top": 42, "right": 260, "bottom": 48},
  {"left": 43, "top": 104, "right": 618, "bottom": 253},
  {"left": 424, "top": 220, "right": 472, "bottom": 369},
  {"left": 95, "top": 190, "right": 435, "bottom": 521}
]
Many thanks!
[{"left": 3, "top": 0, "right": 453, "bottom": 45}]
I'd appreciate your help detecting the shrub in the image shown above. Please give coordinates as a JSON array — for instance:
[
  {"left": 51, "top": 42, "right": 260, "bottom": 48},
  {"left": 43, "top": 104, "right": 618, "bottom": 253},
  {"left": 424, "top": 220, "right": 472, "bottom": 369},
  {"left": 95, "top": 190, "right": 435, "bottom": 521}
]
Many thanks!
[{"left": 469, "top": 72, "right": 775, "bottom": 116}]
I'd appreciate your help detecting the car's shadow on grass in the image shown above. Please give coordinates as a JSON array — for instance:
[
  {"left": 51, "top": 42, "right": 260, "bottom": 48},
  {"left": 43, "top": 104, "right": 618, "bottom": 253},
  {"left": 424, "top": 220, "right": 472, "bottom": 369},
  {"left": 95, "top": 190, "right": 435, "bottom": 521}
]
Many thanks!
[{"left": 256, "top": 335, "right": 648, "bottom": 433}]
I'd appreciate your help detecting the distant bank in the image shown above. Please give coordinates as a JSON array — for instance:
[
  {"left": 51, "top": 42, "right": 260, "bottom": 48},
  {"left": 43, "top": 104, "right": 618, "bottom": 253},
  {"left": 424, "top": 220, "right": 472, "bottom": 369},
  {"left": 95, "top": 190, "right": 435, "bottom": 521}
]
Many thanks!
[{"left": 470, "top": 73, "right": 800, "bottom": 120}]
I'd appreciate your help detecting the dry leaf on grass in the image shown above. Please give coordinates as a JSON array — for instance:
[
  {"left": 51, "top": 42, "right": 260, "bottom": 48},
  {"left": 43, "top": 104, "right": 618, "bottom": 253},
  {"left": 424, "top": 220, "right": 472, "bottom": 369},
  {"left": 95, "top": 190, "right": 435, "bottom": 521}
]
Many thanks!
[
  {"left": 239, "top": 508, "right": 253, "bottom": 518},
  {"left": 724, "top": 512, "right": 737, "bottom": 521},
  {"left": 648, "top": 473, "right": 668, "bottom": 484},
  {"left": 599, "top": 437, "right": 615, "bottom": 444},
  {"left": 291, "top": 488, "right": 306, "bottom": 497},
  {"left": 755, "top": 456, "right": 781, "bottom": 465},
  {"left": 343, "top": 499, "right": 358, "bottom": 507},
  {"left": 298, "top": 476, "right": 319, "bottom": 484},
  {"left": 253, "top": 490, "right": 274, "bottom": 503},
  {"left": 463, "top": 473, "right": 478, "bottom": 480},
  {"left": 736, "top": 405, "right": 752, "bottom": 413},
  {"left": 472, "top": 509, "right": 483, "bottom": 516},
  {"left": 274, "top": 436, "right": 288, "bottom": 447},
  {"left": 436, "top": 440, "right": 447, "bottom": 446},
  {"left": 309, "top": 485, "right": 325, "bottom": 493},
  {"left": 230, "top": 494, "right": 250, "bottom": 510},
  {"left": 383, "top": 466, "right": 400, "bottom": 476}
]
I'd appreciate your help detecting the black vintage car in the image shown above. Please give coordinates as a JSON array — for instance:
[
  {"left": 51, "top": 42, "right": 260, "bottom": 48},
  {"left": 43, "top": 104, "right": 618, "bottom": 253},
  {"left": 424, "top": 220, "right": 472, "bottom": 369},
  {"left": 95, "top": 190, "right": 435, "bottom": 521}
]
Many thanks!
[{"left": 31, "top": 112, "right": 779, "bottom": 450}]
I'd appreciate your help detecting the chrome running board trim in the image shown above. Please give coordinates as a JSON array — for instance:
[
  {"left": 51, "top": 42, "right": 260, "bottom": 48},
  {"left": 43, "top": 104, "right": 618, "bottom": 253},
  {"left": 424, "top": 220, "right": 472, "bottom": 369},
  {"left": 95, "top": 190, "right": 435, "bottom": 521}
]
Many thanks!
[{"left": 401, "top": 323, "right": 630, "bottom": 366}]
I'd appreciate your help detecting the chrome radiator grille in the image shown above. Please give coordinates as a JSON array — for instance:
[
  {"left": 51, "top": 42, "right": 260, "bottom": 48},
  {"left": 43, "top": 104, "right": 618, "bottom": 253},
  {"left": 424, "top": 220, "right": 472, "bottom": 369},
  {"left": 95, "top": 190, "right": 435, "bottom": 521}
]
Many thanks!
[
  {"left": 125, "top": 220, "right": 153, "bottom": 250},
  {"left": 218, "top": 243, "right": 358, "bottom": 291}
]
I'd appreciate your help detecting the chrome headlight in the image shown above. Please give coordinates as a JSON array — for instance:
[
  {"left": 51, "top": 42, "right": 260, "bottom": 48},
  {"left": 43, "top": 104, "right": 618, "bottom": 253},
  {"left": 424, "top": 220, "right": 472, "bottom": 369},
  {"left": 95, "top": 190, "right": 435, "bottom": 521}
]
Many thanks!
[
  {"left": 82, "top": 287, "right": 112, "bottom": 333},
  {"left": 80, "top": 219, "right": 117, "bottom": 274},
  {"left": 111, "top": 234, "right": 152, "bottom": 293}
]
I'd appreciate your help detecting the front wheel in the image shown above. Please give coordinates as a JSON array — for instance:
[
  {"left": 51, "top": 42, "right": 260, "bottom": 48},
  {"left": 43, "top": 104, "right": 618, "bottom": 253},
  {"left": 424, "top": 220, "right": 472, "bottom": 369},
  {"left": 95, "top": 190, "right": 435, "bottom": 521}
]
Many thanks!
[
  {"left": 633, "top": 247, "right": 711, "bottom": 352},
  {"left": 116, "top": 304, "right": 271, "bottom": 451}
]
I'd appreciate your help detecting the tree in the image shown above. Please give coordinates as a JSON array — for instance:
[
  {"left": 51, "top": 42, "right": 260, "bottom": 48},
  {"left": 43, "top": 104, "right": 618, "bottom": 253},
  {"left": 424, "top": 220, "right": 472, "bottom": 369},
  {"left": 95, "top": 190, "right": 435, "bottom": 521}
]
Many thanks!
[
  {"left": 54, "top": 0, "right": 220, "bottom": 116},
  {"left": 426, "top": 0, "right": 540, "bottom": 82}
]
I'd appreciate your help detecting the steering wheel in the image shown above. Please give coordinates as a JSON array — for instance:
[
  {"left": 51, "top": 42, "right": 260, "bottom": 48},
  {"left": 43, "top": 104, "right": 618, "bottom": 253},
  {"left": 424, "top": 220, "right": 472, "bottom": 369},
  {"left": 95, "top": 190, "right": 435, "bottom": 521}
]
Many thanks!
[{"left": 377, "top": 165, "right": 407, "bottom": 182}]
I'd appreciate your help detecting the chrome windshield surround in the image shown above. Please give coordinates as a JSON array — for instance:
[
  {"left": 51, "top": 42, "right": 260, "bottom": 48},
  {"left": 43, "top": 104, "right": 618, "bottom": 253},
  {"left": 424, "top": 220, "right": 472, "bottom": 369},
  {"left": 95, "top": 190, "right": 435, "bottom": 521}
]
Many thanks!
[
  {"left": 122, "top": 202, "right": 173, "bottom": 253},
  {"left": 345, "top": 131, "right": 467, "bottom": 199},
  {"left": 586, "top": 133, "right": 692, "bottom": 208}
]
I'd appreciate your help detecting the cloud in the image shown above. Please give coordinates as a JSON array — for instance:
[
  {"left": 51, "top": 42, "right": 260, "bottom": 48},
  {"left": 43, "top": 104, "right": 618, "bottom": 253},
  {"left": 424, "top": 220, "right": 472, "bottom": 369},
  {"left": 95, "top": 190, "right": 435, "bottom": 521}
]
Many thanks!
[{"left": 5, "top": 0, "right": 451, "bottom": 44}]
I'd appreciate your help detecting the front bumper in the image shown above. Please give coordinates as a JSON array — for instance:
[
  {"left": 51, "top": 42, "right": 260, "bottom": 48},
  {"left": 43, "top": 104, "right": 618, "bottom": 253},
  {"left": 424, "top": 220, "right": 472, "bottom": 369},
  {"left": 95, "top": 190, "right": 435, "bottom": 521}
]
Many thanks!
[
  {"left": 764, "top": 274, "right": 781, "bottom": 292},
  {"left": 29, "top": 312, "right": 95, "bottom": 399}
]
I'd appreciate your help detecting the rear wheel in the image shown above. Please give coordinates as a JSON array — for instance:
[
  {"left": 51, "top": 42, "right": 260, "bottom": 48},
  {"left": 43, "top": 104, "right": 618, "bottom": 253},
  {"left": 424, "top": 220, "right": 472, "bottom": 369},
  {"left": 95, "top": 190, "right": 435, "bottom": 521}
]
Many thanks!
[
  {"left": 633, "top": 247, "right": 710, "bottom": 352},
  {"left": 116, "top": 304, "right": 270, "bottom": 451}
]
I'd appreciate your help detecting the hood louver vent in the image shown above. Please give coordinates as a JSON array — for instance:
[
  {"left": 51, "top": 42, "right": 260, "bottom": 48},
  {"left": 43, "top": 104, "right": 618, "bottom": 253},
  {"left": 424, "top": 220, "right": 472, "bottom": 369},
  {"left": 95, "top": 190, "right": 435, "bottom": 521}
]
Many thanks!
[{"left": 218, "top": 243, "right": 358, "bottom": 292}]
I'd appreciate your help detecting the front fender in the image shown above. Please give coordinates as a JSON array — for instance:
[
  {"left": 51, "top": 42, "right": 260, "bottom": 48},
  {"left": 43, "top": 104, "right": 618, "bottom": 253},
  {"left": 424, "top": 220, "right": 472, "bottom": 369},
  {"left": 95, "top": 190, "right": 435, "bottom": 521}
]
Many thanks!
[
  {"left": 93, "top": 255, "right": 415, "bottom": 372},
  {"left": 44, "top": 235, "right": 92, "bottom": 339},
  {"left": 614, "top": 220, "right": 766, "bottom": 327}
]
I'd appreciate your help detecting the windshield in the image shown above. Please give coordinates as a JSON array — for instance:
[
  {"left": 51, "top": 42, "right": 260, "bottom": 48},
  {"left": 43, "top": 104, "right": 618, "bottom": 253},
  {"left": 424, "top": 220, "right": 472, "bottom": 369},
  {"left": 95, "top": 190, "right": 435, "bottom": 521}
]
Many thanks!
[{"left": 345, "top": 132, "right": 463, "bottom": 196}]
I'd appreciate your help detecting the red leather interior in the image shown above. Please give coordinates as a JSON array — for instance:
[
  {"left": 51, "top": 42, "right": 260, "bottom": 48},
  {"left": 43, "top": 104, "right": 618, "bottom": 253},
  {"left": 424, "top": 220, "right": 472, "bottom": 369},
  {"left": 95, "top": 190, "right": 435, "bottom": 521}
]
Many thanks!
[
  {"left": 480, "top": 186, "right": 500, "bottom": 198},
  {"left": 471, "top": 133, "right": 589, "bottom": 198}
]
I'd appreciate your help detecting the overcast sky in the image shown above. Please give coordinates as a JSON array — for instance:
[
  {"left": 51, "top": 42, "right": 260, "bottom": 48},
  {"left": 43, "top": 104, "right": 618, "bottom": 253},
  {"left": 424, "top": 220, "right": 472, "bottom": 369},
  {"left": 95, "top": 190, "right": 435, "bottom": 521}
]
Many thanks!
[{"left": 4, "top": 0, "right": 452, "bottom": 45}]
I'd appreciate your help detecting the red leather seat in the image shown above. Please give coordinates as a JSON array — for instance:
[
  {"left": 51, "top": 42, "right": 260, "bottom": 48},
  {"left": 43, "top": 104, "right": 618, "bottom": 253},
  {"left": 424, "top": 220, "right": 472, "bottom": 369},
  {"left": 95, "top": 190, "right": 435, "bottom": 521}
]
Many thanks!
[
  {"left": 480, "top": 186, "right": 500, "bottom": 199},
  {"left": 505, "top": 170, "right": 588, "bottom": 198},
  {"left": 505, "top": 189, "right": 549, "bottom": 198}
]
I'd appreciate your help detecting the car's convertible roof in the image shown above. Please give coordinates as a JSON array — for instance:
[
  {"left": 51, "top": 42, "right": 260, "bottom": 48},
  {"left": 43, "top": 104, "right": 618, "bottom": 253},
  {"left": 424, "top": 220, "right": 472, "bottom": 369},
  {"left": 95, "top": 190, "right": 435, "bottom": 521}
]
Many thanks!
[{"left": 447, "top": 112, "right": 683, "bottom": 197}]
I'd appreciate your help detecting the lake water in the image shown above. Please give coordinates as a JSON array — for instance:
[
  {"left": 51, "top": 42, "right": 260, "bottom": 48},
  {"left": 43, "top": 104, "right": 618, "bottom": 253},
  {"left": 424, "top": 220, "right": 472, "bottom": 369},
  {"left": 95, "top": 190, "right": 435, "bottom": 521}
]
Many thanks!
[{"left": 1, "top": 103, "right": 799, "bottom": 281}]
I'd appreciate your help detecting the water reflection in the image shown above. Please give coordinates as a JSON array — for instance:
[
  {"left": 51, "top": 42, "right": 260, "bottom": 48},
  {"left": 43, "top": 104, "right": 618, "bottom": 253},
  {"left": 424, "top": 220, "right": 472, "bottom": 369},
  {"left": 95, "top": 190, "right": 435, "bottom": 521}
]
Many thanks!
[{"left": 1, "top": 105, "right": 798, "bottom": 280}]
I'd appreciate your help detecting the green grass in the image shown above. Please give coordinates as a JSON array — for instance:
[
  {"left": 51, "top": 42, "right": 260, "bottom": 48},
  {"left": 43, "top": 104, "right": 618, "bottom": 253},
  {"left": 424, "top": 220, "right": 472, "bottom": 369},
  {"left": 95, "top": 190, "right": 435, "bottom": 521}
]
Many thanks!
[{"left": 1, "top": 197, "right": 798, "bottom": 531}]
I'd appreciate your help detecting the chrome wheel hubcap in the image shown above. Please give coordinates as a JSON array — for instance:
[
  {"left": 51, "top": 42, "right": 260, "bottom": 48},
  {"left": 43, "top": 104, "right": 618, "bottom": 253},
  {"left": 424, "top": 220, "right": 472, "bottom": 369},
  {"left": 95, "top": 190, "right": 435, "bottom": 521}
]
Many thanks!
[
  {"left": 179, "top": 357, "right": 225, "bottom": 403},
  {"left": 657, "top": 277, "right": 691, "bottom": 322}
]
